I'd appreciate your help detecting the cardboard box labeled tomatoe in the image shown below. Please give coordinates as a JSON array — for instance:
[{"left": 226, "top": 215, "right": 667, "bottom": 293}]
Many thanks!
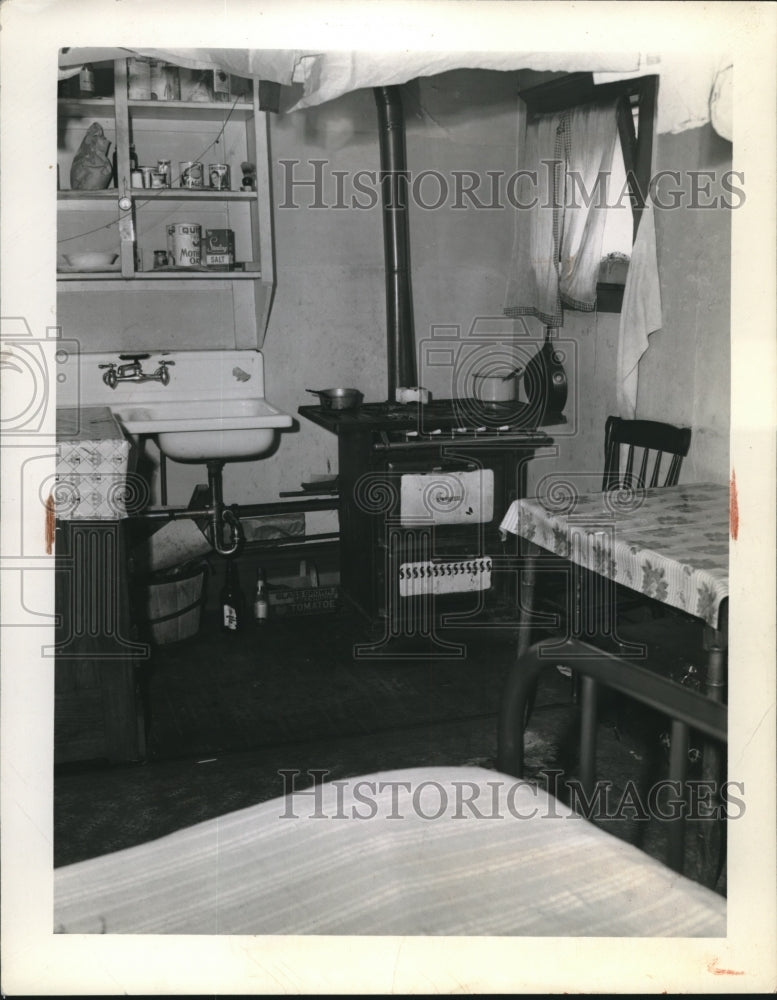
[{"left": 268, "top": 585, "right": 340, "bottom": 617}]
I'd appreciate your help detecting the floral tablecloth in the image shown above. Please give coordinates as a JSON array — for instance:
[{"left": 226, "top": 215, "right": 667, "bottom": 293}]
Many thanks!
[{"left": 500, "top": 482, "right": 729, "bottom": 630}]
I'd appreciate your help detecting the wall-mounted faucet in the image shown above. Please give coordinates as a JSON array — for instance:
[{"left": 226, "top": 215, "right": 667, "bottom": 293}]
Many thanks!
[{"left": 99, "top": 354, "right": 175, "bottom": 389}]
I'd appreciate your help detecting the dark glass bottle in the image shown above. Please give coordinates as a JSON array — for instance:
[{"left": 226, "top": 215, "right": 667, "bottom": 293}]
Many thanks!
[
  {"left": 220, "top": 561, "right": 245, "bottom": 632},
  {"left": 129, "top": 143, "right": 139, "bottom": 172}
]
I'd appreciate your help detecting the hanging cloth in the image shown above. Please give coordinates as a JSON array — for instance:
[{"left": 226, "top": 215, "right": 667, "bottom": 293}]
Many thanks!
[
  {"left": 505, "top": 101, "right": 619, "bottom": 328},
  {"left": 558, "top": 102, "right": 619, "bottom": 309},
  {"left": 504, "top": 113, "right": 564, "bottom": 327},
  {"left": 616, "top": 196, "right": 663, "bottom": 417}
]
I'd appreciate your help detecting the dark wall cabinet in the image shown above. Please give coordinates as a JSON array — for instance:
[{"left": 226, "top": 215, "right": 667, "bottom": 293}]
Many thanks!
[{"left": 55, "top": 520, "right": 148, "bottom": 764}]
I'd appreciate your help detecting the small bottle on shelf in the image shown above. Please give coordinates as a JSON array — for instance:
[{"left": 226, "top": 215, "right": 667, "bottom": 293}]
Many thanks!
[
  {"left": 253, "top": 568, "right": 269, "bottom": 624},
  {"left": 220, "top": 560, "right": 245, "bottom": 632},
  {"left": 78, "top": 64, "right": 95, "bottom": 97},
  {"left": 213, "top": 69, "right": 231, "bottom": 103},
  {"left": 129, "top": 143, "right": 139, "bottom": 172}
]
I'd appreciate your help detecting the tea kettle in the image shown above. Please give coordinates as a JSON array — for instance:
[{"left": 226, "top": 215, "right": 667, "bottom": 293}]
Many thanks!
[{"left": 523, "top": 327, "right": 568, "bottom": 419}]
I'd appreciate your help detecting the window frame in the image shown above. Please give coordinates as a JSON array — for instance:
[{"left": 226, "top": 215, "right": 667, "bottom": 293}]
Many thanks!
[{"left": 518, "top": 72, "right": 659, "bottom": 313}]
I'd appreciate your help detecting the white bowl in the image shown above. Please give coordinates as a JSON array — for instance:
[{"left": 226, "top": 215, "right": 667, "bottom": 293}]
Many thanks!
[{"left": 62, "top": 251, "right": 119, "bottom": 270}]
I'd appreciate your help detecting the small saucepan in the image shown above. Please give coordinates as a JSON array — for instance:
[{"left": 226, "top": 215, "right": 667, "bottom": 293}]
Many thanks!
[
  {"left": 307, "top": 387, "right": 364, "bottom": 411},
  {"left": 473, "top": 366, "right": 524, "bottom": 406}
]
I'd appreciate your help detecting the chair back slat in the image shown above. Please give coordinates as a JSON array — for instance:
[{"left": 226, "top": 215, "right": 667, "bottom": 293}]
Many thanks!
[
  {"left": 666, "top": 454, "right": 683, "bottom": 487},
  {"left": 602, "top": 416, "right": 692, "bottom": 491},
  {"left": 638, "top": 448, "right": 650, "bottom": 488},
  {"left": 648, "top": 451, "right": 663, "bottom": 488},
  {"left": 624, "top": 446, "right": 635, "bottom": 486}
]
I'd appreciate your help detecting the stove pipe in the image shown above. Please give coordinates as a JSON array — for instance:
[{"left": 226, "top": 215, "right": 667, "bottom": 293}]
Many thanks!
[{"left": 374, "top": 86, "right": 418, "bottom": 400}]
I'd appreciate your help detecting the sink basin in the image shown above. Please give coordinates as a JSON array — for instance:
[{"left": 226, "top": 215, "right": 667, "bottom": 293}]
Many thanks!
[
  {"left": 69, "top": 350, "right": 293, "bottom": 463},
  {"left": 112, "top": 397, "right": 293, "bottom": 462}
]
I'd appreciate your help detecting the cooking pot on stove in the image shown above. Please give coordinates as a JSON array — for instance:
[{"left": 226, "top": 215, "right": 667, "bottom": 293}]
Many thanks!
[
  {"left": 306, "top": 387, "right": 364, "bottom": 411},
  {"left": 473, "top": 366, "right": 523, "bottom": 406}
]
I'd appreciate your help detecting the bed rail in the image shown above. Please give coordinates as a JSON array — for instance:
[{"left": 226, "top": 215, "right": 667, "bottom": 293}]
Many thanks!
[{"left": 497, "top": 637, "right": 728, "bottom": 881}]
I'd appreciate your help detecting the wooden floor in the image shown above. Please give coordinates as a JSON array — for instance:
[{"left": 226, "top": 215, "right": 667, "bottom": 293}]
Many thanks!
[{"left": 54, "top": 606, "right": 725, "bottom": 895}]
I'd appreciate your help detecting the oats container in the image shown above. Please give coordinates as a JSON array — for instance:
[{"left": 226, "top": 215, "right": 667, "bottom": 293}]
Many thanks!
[{"left": 166, "top": 223, "right": 202, "bottom": 268}]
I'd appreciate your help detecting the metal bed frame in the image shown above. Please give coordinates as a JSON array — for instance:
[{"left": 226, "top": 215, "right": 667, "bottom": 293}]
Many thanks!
[{"left": 497, "top": 636, "right": 728, "bottom": 881}]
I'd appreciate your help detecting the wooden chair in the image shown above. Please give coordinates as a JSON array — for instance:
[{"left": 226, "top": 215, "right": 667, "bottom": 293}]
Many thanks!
[
  {"left": 602, "top": 416, "right": 692, "bottom": 492},
  {"left": 524, "top": 417, "right": 693, "bottom": 717},
  {"left": 537, "top": 416, "right": 693, "bottom": 632},
  {"left": 596, "top": 416, "right": 692, "bottom": 624},
  {"left": 507, "top": 425, "right": 721, "bottom": 883}
]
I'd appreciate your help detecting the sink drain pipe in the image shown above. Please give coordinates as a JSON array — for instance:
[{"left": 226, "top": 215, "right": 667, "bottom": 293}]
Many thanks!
[
  {"left": 130, "top": 460, "right": 244, "bottom": 556},
  {"left": 206, "top": 460, "right": 243, "bottom": 556}
]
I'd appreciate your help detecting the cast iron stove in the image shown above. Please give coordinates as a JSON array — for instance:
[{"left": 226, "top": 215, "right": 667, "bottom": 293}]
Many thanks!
[{"left": 299, "top": 397, "right": 555, "bottom": 649}]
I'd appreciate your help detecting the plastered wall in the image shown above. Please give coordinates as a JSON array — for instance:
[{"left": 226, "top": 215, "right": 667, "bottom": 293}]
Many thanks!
[
  {"left": 58, "top": 71, "right": 731, "bottom": 519},
  {"left": 638, "top": 124, "right": 732, "bottom": 483}
]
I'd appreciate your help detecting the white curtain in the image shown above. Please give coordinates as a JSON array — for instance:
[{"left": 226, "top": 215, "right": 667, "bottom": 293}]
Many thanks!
[{"left": 504, "top": 101, "right": 619, "bottom": 328}]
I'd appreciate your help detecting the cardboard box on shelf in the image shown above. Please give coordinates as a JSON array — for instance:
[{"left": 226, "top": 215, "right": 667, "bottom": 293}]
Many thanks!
[{"left": 266, "top": 559, "right": 340, "bottom": 617}]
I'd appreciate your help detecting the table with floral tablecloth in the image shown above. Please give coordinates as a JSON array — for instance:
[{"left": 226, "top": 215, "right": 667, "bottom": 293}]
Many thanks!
[{"left": 499, "top": 482, "right": 729, "bottom": 630}]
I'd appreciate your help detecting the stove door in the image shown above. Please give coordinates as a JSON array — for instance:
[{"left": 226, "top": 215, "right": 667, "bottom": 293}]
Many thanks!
[
  {"left": 398, "top": 468, "right": 494, "bottom": 526},
  {"left": 398, "top": 555, "right": 493, "bottom": 597}
]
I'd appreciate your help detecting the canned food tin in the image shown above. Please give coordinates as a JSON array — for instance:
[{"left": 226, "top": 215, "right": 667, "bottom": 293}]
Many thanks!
[
  {"left": 157, "top": 159, "right": 171, "bottom": 187},
  {"left": 179, "top": 161, "right": 203, "bottom": 189},
  {"left": 140, "top": 166, "right": 153, "bottom": 188},
  {"left": 131, "top": 169, "right": 144, "bottom": 188},
  {"left": 150, "top": 170, "right": 165, "bottom": 188},
  {"left": 153, "top": 250, "right": 169, "bottom": 268},
  {"left": 166, "top": 223, "right": 201, "bottom": 268},
  {"left": 208, "top": 163, "right": 231, "bottom": 191}
]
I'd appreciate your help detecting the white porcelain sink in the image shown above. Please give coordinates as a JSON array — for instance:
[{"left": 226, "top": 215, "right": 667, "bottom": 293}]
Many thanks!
[
  {"left": 112, "top": 397, "right": 292, "bottom": 462},
  {"left": 64, "top": 350, "right": 294, "bottom": 463}
]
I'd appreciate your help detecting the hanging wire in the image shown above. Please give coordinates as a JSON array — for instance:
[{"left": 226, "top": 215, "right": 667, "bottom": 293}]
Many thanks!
[{"left": 57, "top": 91, "right": 245, "bottom": 245}]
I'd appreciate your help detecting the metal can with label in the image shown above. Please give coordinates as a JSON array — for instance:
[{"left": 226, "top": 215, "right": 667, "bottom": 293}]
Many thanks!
[
  {"left": 166, "top": 223, "right": 201, "bottom": 268},
  {"left": 157, "top": 159, "right": 171, "bottom": 187},
  {"left": 208, "top": 163, "right": 231, "bottom": 191},
  {"left": 179, "top": 161, "right": 203, "bottom": 189},
  {"left": 153, "top": 250, "right": 169, "bottom": 269}
]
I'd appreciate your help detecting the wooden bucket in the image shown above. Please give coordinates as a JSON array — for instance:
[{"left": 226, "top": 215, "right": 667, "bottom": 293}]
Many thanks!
[{"left": 142, "top": 561, "right": 208, "bottom": 645}]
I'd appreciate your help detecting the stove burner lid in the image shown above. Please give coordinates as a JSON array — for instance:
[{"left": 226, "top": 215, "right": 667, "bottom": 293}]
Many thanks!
[{"left": 358, "top": 397, "right": 542, "bottom": 431}]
